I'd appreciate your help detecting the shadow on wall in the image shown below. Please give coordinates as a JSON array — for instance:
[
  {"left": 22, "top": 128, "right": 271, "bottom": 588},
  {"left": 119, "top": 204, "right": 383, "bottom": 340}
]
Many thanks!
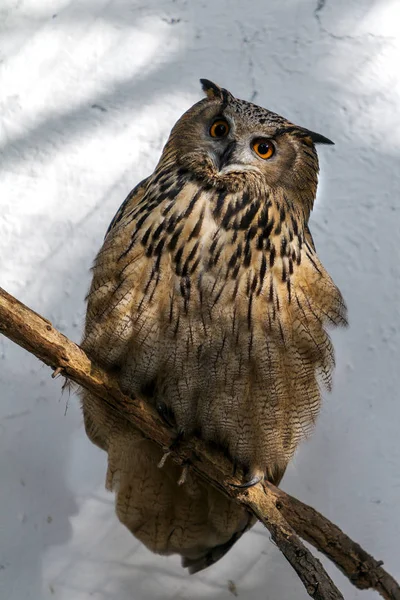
[{"left": 1, "top": 0, "right": 399, "bottom": 598}]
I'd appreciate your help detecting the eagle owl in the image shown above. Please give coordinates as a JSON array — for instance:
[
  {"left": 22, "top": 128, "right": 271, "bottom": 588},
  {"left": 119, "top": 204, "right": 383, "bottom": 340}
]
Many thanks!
[{"left": 80, "top": 80, "right": 347, "bottom": 573}]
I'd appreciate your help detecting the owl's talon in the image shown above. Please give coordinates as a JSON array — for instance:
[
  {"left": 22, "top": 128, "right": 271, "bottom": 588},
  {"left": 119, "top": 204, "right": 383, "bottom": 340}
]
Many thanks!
[
  {"left": 178, "top": 464, "right": 189, "bottom": 486},
  {"left": 230, "top": 474, "right": 263, "bottom": 489},
  {"left": 158, "top": 451, "right": 171, "bottom": 469},
  {"left": 158, "top": 430, "right": 186, "bottom": 470},
  {"left": 52, "top": 366, "right": 64, "bottom": 379}
]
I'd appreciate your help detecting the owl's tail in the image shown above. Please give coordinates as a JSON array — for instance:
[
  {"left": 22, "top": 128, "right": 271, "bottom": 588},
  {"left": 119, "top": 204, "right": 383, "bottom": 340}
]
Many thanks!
[
  {"left": 181, "top": 465, "right": 286, "bottom": 574},
  {"left": 181, "top": 517, "right": 255, "bottom": 574}
]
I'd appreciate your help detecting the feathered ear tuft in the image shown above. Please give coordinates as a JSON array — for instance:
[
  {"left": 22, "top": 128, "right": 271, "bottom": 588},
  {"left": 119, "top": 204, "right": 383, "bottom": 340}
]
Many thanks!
[
  {"left": 302, "top": 128, "right": 334, "bottom": 145},
  {"left": 200, "top": 79, "right": 223, "bottom": 99},
  {"left": 200, "top": 79, "right": 234, "bottom": 104}
]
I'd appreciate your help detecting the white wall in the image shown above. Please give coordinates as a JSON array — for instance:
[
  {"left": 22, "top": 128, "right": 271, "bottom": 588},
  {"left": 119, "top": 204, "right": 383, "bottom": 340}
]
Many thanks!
[{"left": 1, "top": 1, "right": 399, "bottom": 598}]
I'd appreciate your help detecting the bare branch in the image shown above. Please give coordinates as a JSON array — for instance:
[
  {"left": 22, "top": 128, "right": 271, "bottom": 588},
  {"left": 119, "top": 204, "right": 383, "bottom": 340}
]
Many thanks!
[
  {"left": 265, "top": 483, "right": 400, "bottom": 600},
  {"left": 0, "top": 286, "right": 399, "bottom": 600}
]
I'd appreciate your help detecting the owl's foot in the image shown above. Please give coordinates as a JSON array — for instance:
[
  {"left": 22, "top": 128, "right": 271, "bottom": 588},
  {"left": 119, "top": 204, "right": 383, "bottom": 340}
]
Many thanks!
[
  {"left": 157, "top": 451, "right": 171, "bottom": 469},
  {"left": 230, "top": 473, "right": 263, "bottom": 489},
  {"left": 158, "top": 428, "right": 184, "bottom": 470},
  {"left": 51, "top": 366, "right": 72, "bottom": 394},
  {"left": 52, "top": 366, "right": 65, "bottom": 379},
  {"left": 177, "top": 463, "right": 189, "bottom": 486}
]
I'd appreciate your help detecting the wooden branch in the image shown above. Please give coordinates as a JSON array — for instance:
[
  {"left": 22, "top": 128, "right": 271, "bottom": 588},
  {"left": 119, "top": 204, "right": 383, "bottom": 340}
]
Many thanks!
[
  {"left": 0, "top": 286, "right": 399, "bottom": 600},
  {"left": 265, "top": 483, "right": 400, "bottom": 600}
]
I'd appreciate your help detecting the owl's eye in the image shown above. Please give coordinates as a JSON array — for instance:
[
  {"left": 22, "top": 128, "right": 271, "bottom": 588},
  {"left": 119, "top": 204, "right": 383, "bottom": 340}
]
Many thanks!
[
  {"left": 252, "top": 138, "right": 275, "bottom": 160},
  {"left": 210, "top": 119, "right": 230, "bottom": 138}
]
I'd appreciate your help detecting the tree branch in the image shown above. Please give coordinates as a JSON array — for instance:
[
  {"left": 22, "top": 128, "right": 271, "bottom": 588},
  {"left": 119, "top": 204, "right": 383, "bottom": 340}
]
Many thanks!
[
  {"left": 0, "top": 286, "right": 398, "bottom": 600},
  {"left": 265, "top": 483, "right": 400, "bottom": 600}
]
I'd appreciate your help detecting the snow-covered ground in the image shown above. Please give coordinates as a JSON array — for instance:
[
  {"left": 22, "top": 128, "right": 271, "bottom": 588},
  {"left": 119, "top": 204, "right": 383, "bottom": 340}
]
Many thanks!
[{"left": 1, "top": 1, "right": 399, "bottom": 598}]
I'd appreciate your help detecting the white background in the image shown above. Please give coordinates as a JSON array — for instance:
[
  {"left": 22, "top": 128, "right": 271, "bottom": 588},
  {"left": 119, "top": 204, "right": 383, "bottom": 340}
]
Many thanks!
[{"left": 1, "top": 1, "right": 399, "bottom": 598}]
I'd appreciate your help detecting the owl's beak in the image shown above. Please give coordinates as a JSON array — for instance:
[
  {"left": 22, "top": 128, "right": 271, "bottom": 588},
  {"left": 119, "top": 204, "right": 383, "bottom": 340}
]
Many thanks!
[{"left": 217, "top": 141, "right": 237, "bottom": 171}]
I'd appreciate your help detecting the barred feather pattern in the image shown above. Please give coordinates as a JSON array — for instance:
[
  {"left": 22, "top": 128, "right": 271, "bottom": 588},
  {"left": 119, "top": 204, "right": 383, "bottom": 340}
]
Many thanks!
[
  {"left": 83, "top": 161, "right": 345, "bottom": 469},
  {"left": 80, "top": 83, "right": 347, "bottom": 570}
]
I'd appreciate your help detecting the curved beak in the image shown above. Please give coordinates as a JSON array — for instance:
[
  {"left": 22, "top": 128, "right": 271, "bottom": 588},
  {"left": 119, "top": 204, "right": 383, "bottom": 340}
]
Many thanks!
[{"left": 217, "top": 141, "right": 237, "bottom": 170}]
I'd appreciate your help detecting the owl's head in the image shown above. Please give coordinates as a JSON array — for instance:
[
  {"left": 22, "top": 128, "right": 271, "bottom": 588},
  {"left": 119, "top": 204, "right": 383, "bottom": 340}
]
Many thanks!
[{"left": 163, "top": 79, "right": 333, "bottom": 204}]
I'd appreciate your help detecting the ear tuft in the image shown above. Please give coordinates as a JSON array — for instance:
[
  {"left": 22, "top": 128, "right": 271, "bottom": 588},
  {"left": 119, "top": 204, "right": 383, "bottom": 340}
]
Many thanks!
[
  {"left": 200, "top": 79, "right": 224, "bottom": 100},
  {"left": 303, "top": 129, "right": 334, "bottom": 145}
]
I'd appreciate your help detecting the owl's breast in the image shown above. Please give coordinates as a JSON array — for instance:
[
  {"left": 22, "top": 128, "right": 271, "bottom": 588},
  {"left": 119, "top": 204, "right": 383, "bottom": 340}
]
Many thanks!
[{"left": 83, "top": 179, "right": 344, "bottom": 477}]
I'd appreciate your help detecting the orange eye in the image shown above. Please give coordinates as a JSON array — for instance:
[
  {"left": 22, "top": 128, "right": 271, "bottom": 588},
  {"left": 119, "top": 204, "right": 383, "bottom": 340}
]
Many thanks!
[
  {"left": 252, "top": 138, "right": 275, "bottom": 159},
  {"left": 210, "top": 119, "right": 230, "bottom": 138}
]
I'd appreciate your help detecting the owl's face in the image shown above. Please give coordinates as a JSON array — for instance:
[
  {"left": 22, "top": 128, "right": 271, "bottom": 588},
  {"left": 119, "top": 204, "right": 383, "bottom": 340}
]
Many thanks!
[{"left": 164, "top": 80, "right": 333, "bottom": 197}]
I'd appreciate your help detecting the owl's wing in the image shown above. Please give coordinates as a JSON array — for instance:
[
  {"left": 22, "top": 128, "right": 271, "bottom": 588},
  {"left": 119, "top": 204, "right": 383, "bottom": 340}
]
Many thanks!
[
  {"left": 304, "top": 223, "right": 316, "bottom": 251},
  {"left": 82, "top": 177, "right": 150, "bottom": 356},
  {"left": 181, "top": 516, "right": 255, "bottom": 574},
  {"left": 105, "top": 177, "right": 150, "bottom": 237}
]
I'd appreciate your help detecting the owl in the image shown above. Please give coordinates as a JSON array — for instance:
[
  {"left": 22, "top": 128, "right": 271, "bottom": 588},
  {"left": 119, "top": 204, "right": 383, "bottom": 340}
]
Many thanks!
[{"left": 80, "top": 80, "right": 347, "bottom": 573}]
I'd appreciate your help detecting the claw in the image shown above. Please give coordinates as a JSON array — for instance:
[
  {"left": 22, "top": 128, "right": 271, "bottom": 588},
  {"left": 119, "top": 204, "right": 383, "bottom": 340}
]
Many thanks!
[
  {"left": 52, "top": 366, "right": 64, "bottom": 379},
  {"left": 158, "top": 451, "right": 171, "bottom": 469},
  {"left": 230, "top": 474, "right": 263, "bottom": 489},
  {"left": 158, "top": 428, "right": 185, "bottom": 470},
  {"left": 178, "top": 464, "right": 189, "bottom": 486}
]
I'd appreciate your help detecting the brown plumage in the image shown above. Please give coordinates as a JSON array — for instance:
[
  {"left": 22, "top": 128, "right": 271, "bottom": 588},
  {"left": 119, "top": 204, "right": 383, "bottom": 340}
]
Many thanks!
[{"left": 80, "top": 79, "right": 347, "bottom": 573}]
